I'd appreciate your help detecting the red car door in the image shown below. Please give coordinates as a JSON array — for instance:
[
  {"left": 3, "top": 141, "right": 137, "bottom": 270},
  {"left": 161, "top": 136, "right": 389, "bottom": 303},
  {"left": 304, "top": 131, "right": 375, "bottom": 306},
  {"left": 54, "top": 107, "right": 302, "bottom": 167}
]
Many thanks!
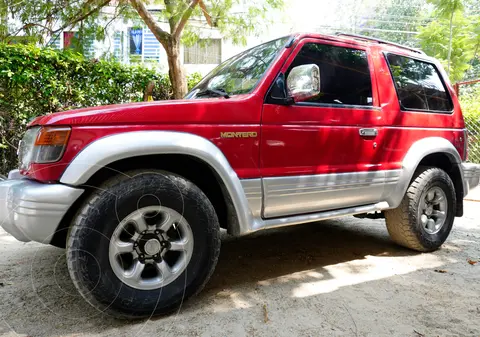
[{"left": 260, "top": 38, "right": 391, "bottom": 218}]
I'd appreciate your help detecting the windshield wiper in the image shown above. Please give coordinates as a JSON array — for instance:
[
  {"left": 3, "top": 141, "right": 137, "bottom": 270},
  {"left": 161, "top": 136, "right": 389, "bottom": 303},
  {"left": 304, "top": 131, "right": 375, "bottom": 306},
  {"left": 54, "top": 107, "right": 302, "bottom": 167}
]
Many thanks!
[{"left": 195, "top": 88, "right": 230, "bottom": 99}]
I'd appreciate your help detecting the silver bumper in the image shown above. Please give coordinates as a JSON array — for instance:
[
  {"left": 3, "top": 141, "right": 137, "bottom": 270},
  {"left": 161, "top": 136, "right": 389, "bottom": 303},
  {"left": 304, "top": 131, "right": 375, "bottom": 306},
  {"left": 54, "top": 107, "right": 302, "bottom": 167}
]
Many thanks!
[
  {"left": 0, "top": 170, "right": 84, "bottom": 243},
  {"left": 462, "top": 163, "right": 480, "bottom": 196}
]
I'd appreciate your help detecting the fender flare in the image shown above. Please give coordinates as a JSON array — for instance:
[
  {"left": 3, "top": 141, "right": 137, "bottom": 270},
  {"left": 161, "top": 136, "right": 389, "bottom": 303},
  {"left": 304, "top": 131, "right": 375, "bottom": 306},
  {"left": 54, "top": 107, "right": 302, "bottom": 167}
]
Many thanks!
[
  {"left": 385, "top": 136, "right": 465, "bottom": 208},
  {"left": 60, "top": 131, "right": 254, "bottom": 235}
]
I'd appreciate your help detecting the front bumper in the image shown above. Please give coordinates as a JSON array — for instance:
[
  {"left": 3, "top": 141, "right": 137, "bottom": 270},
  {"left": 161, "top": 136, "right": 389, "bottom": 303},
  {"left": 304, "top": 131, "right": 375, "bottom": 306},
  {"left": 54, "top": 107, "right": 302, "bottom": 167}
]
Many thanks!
[
  {"left": 462, "top": 163, "right": 480, "bottom": 196},
  {"left": 0, "top": 170, "right": 84, "bottom": 243}
]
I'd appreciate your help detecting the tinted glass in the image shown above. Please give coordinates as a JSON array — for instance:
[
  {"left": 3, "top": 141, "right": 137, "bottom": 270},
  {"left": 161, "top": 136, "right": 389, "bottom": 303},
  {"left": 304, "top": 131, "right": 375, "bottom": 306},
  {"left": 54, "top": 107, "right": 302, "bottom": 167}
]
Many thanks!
[
  {"left": 386, "top": 54, "right": 453, "bottom": 112},
  {"left": 186, "top": 36, "right": 290, "bottom": 98},
  {"left": 287, "top": 43, "right": 373, "bottom": 106}
]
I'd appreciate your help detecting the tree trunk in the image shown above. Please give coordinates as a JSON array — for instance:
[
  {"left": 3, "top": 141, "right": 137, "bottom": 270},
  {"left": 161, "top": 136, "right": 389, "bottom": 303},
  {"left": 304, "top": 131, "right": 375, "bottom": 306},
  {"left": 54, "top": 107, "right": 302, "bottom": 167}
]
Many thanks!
[
  {"left": 447, "top": 11, "right": 454, "bottom": 75},
  {"left": 166, "top": 40, "right": 188, "bottom": 99},
  {"left": 0, "top": 0, "right": 7, "bottom": 41},
  {"left": 129, "top": 0, "right": 193, "bottom": 99}
]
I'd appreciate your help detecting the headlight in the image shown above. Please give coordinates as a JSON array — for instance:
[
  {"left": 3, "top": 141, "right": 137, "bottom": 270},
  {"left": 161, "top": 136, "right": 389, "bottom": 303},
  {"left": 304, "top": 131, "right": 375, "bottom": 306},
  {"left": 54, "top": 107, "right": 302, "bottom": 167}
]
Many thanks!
[
  {"left": 18, "top": 127, "right": 40, "bottom": 171},
  {"left": 18, "top": 126, "right": 71, "bottom": 170}
]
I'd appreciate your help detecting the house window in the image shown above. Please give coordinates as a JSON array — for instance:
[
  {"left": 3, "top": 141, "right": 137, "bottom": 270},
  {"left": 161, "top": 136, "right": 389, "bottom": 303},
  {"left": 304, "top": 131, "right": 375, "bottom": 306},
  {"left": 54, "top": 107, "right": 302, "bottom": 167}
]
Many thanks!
[
  {"left": 184, "top": 39, "right": 221, "bottom": 64},
  {"left": 129, "top": 28, "right": 143, "bottom": 55}
]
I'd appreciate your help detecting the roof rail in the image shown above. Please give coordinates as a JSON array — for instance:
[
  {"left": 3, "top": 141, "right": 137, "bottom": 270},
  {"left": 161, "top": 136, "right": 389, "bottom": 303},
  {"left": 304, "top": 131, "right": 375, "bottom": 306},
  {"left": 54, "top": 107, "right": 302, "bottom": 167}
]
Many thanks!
[{"left": 335, "top": 32, "right": 425, "bottom": 55}]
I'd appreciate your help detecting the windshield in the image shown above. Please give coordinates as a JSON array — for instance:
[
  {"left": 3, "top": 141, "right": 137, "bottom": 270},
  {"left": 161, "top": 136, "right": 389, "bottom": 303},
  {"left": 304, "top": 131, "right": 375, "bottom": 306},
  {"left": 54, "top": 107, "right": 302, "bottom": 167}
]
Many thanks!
[{"left": 185, "top": 36, "right": 291, "bottom": 99}]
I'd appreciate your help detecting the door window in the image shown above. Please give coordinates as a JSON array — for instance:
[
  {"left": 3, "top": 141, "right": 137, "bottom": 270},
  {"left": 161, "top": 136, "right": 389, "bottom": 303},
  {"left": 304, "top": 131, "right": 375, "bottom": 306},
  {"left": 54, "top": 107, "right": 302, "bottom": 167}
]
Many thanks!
[{"left": 286, "top": 43, "right": 373, "bottom": 106}]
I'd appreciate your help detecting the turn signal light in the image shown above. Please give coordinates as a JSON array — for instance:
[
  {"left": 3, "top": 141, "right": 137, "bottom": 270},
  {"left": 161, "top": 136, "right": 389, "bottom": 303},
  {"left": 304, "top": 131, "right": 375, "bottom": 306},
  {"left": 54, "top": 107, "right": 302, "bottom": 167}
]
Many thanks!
[{"left": 35, "top": 127, "right": 71, "bottom": 146}]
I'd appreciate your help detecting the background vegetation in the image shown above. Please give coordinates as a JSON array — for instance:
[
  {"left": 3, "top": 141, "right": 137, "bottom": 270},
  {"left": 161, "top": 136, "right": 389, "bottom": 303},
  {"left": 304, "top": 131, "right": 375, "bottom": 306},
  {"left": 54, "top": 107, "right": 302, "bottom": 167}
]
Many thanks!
[
  {"left": 0, "top": 0, "right": 284, "bottom": 98},
  {"left": 0, "top": 43, "right": 201, "bottom": 173},
  {"left": 460, "top": 84, "right": 480, "bottom": 162}
]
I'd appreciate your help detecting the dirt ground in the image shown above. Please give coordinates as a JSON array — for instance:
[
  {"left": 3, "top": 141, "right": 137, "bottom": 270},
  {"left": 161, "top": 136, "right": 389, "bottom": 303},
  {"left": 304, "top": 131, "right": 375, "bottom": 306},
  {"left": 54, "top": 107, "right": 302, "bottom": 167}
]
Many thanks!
[{"left": 0, "top": 201, "right": 479, "bottom": 337}]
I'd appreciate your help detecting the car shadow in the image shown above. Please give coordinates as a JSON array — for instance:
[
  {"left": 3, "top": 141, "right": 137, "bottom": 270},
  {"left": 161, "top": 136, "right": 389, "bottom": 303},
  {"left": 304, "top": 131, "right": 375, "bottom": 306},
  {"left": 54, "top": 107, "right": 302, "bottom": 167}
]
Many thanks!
[
  {"left": 202, "top": 217, "right": 414, "bottom": 292},
  {"left": 0, "top": 216, "right": 417, "bottom": 336}
]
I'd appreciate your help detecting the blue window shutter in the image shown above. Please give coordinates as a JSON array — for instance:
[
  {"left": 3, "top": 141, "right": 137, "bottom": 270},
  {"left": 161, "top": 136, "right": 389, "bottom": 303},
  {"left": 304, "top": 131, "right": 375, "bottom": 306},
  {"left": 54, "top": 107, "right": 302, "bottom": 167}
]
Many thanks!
[
  {"left": 47, "top": 34, "right": 61, "bottom": 49},
  {"left": 114, "top": 32, "right": 124, "bottom": 61},
  {"left": 84, "top": 37, "right": 95, "bottom": 58}
]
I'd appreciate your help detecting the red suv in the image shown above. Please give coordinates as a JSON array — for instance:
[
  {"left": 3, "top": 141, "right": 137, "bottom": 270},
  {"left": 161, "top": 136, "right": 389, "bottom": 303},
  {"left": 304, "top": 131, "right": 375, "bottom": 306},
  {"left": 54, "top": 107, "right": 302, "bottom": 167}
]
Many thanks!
[{"left": 1, "top": 33, "right": 479, "bottom": 318}]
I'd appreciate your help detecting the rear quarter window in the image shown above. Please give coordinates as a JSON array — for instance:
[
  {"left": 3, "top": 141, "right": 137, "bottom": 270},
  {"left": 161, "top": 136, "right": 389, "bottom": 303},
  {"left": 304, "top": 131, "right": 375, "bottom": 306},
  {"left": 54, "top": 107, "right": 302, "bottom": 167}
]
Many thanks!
[{"left": 385, "top": 54, "right": 453, "bottom": 113}]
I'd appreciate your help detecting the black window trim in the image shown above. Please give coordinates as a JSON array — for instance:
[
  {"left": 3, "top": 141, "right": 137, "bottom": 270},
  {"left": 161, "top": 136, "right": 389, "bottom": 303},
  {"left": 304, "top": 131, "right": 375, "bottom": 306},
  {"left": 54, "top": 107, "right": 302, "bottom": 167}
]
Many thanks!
[
  {"left": 296, "top": 102, "right": 380, "bottom": 110},
  {"left": 268, "top": 41, "right": 376, "bottom": 109},
  {"left": 383, "top": 51, "right": 454, "bottom": 115}
]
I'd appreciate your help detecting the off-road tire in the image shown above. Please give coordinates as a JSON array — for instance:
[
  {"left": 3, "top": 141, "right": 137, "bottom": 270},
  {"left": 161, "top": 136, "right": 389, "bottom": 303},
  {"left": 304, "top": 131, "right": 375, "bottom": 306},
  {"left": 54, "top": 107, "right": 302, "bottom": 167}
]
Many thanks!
[
  {"left": 66, "top": 169, "right": 221, "bottom": 319},
  {"left": 385, "top": 167, "right": 456, "bottom": 252}
]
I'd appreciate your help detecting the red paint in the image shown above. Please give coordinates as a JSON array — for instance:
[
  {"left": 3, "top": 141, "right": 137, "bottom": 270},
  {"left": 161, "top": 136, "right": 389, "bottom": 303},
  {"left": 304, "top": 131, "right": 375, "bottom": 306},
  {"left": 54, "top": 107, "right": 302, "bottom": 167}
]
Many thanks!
[
  {"left": 27, "top": 123, "right": 262, "bottom": 181},
  {"left": 25, "top": 33, "right": 466, "bottom": 182},
  {"left": 30, "top": 95, "right": 262, "bottom": 126}
]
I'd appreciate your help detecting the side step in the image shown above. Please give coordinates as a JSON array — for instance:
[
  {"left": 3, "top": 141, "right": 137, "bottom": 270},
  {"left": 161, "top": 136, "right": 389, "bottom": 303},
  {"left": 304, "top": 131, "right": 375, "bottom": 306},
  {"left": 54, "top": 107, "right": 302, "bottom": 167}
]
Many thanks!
[{"left": 250, "top": 201, "right": 390, "bottom": 233}]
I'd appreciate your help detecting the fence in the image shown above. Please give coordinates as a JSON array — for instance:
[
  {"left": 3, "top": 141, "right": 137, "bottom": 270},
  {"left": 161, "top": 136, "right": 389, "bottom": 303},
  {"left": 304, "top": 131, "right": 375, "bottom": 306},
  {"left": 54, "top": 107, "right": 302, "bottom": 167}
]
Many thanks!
[{"left": 456, "top": 79, "right": 480, "bottom": 164}]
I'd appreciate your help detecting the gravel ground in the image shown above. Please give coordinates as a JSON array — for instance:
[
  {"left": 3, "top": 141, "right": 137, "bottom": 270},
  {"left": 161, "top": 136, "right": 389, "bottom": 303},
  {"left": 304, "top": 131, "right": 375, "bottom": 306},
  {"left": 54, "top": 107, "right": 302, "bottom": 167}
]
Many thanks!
[{"left": 0, "top": 201, "right": 479, "bottom": 337}]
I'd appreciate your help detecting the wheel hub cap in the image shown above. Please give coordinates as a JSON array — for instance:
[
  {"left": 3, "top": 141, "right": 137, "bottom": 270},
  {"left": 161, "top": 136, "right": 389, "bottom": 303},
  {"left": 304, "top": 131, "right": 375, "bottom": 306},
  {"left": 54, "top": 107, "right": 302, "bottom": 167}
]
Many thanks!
[
  {"left": 108, "top": 206, "right": 194, "bottom": 290},
  {"left": 420, "top": 186, "right": 448, "bottom": 235},
  {"left": 144, "top": 238, "right": 162, "bottom": 256}
]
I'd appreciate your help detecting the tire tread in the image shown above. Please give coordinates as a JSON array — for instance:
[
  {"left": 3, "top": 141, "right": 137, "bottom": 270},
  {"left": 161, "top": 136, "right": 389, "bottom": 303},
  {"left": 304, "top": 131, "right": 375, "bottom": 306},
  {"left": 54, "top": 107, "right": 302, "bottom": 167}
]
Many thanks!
[
  {"left": 66, "top": 170, "right": 221, "bottom": 319},
  {"left": 385, "top": 167, "right": 455, "bottom": 252}
]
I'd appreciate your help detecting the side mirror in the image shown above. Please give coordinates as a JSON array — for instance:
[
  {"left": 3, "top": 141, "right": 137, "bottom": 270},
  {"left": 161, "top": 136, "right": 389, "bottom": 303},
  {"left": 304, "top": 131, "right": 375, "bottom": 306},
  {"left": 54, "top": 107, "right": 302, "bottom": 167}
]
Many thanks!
[{"left": 286, "top": 64, "right": 321, "bottom": 102}]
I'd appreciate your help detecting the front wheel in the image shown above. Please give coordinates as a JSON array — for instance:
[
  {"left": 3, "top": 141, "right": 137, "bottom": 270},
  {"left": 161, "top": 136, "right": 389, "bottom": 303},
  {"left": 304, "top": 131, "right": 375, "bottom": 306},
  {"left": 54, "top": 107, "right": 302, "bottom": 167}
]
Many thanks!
[
  {"left": 385, "top": 167, "right": 456, "bottom": 252},
  {"left": 66, "top": 170, "right": 221, "bottom": 318}
]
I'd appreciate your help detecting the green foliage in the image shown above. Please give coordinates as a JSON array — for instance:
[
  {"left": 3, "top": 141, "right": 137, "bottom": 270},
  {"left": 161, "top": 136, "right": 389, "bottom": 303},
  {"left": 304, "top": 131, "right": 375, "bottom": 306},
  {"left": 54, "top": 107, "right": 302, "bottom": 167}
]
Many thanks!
[
  {"left": 364, "top": 0, "right": 479, "bottom": 82},
  {"left": 181, "top": 0, "right": 284, "bottom": 47},
  {"left": 1, "top": 0, "right": 284, "bottom": 55},
  {"left": 0, "top": 43, "right": 201, "bottom": 172},
  {"left": 0, "top": 0, "right": 284, "bottom": 97},
  {"left": 0, "top": 0, "right": 138, "bottom": 46},
  {"left": 464, "top": 58, "right": 480, "bottom": 80},
  {"left": 460, "top": 84, "right": 480, "bottom": 163},
  {"left": 418, "top": 12, "right": 476, "bottom": 81},
  {"left": 187, "top": 72, "right": 202, "bottom": 89},
  {"left": 427, "top": 0, "right": 464, "bottom": 18},
  {"left": 417, "top": 0, "right": 480, "bottom": 82}
]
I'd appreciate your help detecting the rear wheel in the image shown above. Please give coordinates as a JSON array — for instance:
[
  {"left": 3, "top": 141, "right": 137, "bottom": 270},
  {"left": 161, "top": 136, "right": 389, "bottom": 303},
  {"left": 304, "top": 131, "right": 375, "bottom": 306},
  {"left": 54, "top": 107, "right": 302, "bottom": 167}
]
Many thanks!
[
  {"left": 66, "top": 169, "right": 221, "bottom": 318},
  {"left": 385, "top": 167, "right": 456, "bottom": 252}
]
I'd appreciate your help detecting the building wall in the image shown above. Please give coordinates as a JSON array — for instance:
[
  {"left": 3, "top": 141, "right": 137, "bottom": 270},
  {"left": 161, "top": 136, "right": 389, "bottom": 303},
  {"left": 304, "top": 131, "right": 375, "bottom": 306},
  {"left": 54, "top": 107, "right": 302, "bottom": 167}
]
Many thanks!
[{"left": 100, "top": 20, "right": 260, "bottom": 76}]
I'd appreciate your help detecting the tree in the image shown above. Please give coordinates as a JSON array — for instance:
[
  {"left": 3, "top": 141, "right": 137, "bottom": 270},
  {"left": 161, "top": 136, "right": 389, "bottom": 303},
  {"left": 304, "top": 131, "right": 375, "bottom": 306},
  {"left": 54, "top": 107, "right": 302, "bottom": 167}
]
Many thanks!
[
  {"left": 418, "top": 13, "right": 476, "bottom": 81},
  {"left": 464, "top": 0, "right": 480, "bottom": 79},
  {"left": 0, "top": 0, "right": 284, "bottom": 98},
  {"left": 427, "top": 0, "right": 464, "bottom": 74},
  {"left": 417, "top": 0, "right": 480, "bottom": 81}
]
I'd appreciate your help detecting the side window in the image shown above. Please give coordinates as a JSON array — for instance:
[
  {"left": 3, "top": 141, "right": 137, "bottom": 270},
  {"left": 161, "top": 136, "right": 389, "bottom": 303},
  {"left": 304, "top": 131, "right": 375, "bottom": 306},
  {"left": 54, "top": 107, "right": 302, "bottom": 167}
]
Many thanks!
[
  {"left": 385, "top": 54, "right": 453, "bottom": 112},
  {"left": 286, "top": 43, "right": 373, "bottom": 106}
]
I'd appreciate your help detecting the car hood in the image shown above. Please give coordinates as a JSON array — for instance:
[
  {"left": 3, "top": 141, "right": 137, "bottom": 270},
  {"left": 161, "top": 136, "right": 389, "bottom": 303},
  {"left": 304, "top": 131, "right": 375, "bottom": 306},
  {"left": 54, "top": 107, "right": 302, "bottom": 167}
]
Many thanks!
[{"left": 29, "top": 95, "right": 260, "bottom": 126}]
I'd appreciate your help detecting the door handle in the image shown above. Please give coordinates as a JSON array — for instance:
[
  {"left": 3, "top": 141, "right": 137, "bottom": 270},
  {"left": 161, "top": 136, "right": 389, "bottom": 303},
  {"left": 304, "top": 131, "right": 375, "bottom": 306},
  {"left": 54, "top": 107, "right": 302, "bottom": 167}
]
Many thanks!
[{"left": 359, "top": 128, "right": 378, "bottom": 137}]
